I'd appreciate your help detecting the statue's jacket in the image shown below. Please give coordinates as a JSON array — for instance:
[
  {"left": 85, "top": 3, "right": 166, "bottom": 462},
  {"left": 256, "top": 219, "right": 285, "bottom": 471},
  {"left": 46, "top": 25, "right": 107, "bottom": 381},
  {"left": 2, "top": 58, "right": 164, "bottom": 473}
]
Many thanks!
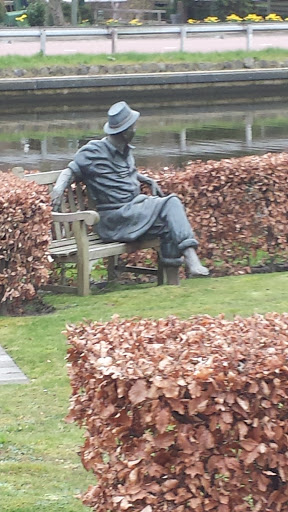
[{"left": 68, "top": 137, "right": 177, "bottom": 243}]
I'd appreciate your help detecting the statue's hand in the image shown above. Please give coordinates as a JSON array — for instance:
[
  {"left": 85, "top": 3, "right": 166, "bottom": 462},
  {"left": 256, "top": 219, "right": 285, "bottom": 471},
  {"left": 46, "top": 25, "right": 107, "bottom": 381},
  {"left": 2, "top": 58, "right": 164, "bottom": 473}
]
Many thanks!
[
  {"left": 50, "top": 188, "right": 62, "bottom": 212},
  {"left": 150, "top": 180, "right": 164, "bottom": 197},
  {"left": 137, "top": 173, "right": 164, "bottom": 197}
]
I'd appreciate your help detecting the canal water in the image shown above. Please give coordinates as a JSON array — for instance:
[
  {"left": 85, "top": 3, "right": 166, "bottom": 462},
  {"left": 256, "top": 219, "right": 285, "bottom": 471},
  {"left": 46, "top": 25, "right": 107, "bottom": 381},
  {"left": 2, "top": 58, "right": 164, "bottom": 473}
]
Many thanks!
[{"left": 1, "top": 101, "right": 287, "bottom": 173}]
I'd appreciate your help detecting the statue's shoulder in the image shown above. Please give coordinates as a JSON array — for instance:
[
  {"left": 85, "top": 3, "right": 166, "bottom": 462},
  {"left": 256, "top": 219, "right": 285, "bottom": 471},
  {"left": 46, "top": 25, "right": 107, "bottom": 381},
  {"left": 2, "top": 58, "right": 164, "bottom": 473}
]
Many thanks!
[
  {"left": 75, "top": 139, "right": 106, "bottom": 158},
  {"left": 83, "top": 138, "right": 103, "bottom": 150}
]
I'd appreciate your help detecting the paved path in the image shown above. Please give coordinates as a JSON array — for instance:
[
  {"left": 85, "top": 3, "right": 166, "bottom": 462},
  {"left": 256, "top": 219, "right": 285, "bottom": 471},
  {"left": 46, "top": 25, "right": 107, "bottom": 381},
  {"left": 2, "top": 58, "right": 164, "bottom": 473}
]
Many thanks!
[
  {"left": 0, "top": 32, "right": 288, "bottom": 56},
  {"left": 0, "top": 345, "right": 29, "bottom": 385}
]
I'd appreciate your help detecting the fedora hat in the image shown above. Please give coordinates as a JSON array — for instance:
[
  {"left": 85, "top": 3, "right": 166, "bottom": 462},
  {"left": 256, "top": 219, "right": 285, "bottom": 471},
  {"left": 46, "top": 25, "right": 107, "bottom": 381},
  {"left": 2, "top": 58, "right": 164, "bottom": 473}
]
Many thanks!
[{"left": 104, "top": 101, "right": 140, "bottom": 135}]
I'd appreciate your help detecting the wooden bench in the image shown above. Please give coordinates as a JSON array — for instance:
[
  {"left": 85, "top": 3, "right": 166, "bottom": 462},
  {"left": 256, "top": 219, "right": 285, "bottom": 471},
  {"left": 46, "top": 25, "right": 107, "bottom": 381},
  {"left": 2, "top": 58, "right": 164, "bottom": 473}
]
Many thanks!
[
  {"left": 24, "top": 170, "right": 179, "bottom": 296},
  {"left": 94, "top": 7, "right": 167, "bottom": 23}
]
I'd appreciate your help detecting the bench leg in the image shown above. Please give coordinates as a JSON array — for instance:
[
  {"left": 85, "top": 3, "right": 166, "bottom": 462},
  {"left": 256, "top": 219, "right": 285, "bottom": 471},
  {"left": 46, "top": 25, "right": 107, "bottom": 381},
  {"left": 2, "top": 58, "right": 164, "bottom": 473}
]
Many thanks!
[
  {"left": 77, "top": 260, "right": 90, "bottom": 296},
  {"left": 164, "top": 266, "right": 180, "bottom": 286},
  {"left": 77, "top": 249, "right": 90, "bottom": 296},
  {"left": 157, "top": 257, "right": 164, "bottom": 286},
  {"left": 107, "top": 255, "right": 118, "bottom": 282},
  {"left": 59, "top": 265, "right": 65, "bottom": 285}
]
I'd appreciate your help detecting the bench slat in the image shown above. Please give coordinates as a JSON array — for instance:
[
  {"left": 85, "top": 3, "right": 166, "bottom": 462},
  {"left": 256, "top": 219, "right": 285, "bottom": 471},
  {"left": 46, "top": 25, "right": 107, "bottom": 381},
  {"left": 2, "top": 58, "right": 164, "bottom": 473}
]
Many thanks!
[
  {"left": 25, "top": 170, "right": 62, "bottom": 185},
  {"left": 50, "top": 233, "right": 99, "bottom": 249},
  {"left": 49, "top": 237, "right": 161, "bottom": 258}
]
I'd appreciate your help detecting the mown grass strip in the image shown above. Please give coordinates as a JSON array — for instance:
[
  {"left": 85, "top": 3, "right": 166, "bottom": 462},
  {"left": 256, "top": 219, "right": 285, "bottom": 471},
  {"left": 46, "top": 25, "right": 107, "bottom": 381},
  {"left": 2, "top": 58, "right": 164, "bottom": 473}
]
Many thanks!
[{"left": 0, "top": 47, "right": 288, "bottom": 70}]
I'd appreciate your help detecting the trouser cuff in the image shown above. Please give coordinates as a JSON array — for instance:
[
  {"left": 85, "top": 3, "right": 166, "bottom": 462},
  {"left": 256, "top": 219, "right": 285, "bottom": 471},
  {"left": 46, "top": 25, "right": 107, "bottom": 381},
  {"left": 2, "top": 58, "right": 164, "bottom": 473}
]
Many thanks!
[
  {"left": 160, "top": 256, "right": 183, "bottom": 267},
  {"left": 178, "top": 238, "right": 198, "bottom": 252}
]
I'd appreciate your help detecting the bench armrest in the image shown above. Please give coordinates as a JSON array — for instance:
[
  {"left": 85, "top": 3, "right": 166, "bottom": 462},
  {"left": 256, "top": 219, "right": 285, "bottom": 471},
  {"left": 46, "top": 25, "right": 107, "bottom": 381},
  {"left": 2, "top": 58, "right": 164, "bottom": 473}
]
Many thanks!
[{"left": 52, "top": 210, "right": 100, "bottom": 226}]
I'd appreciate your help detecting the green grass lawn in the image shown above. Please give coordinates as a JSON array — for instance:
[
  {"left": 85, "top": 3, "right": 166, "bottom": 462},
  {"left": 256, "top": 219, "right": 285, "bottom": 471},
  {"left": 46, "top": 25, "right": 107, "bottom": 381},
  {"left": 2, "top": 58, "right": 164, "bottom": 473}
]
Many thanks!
[
  {"left": 0, "top": 272, "right": 288, "bottom": 511},
  {"left": 0, "top": 47, "right": 288, "bottom": 71}
]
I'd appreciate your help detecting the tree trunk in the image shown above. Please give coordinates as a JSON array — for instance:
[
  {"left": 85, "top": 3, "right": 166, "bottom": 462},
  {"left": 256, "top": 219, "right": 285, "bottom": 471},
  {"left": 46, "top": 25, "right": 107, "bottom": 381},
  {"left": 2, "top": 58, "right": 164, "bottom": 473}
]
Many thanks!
[{"left": 49, "top": 0, "right": 65, "bottom": 26}]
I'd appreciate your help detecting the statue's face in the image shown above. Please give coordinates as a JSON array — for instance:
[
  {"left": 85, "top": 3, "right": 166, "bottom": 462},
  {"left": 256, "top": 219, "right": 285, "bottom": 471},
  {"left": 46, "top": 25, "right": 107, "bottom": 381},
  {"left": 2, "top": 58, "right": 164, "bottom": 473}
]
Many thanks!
[{"left": 122, "top": 123, "right": 136, "bottom": 143}]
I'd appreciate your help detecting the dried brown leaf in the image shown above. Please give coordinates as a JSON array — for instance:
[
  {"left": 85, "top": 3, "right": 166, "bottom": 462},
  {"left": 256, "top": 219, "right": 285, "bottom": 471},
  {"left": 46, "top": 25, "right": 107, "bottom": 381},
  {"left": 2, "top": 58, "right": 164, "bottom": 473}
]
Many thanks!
[
  {"left": 128, "top": 379, "right": 148, "bottom": 405},
  {"left": 240, "top": 438, "right": 259, "bottom": 451},
  {"left": 156, "top": 408, "right": 171, "bottom": 434}
]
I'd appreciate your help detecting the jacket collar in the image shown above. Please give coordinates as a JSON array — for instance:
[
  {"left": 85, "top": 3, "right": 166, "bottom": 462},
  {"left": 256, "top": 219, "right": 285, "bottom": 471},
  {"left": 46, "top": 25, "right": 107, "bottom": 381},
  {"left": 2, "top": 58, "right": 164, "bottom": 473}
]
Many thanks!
[{"left": 103, "top": 137, "right": 135, "bottom": 156}]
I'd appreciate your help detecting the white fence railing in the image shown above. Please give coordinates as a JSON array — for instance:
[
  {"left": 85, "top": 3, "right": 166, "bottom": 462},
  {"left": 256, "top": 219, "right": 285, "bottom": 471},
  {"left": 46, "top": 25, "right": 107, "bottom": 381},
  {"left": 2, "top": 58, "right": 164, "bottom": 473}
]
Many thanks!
[{"left": 0, "top": 22, "right": 288, "bottom": 55}]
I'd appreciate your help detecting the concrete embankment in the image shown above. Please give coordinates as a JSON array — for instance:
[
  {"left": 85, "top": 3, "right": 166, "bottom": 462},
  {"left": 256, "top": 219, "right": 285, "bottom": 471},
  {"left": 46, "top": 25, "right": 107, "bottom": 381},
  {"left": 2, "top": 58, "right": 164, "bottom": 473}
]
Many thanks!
[{"left": 1, "top": 67, "right": 288, "bottom": 112}]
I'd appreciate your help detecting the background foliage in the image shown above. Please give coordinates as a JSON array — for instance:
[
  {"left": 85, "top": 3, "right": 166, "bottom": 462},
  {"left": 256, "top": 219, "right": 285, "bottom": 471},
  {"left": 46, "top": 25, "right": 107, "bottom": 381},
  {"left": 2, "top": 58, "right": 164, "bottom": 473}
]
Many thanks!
[
  {"left": 27, "top": 0, "right": 46, "bottom": 26},
  {"left": 212, "top": 0, "right": 254, "bottom": 19}
]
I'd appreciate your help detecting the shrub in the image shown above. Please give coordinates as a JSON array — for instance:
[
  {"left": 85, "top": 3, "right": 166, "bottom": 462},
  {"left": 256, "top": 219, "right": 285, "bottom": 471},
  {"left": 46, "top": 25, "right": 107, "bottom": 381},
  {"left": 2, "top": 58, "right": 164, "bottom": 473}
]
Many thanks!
[
  {"left": 66, "top": 312, "right": 288, "bottom": 511},
  {"left": 61, "top": 0, "right": 93, "bottom": 25},
  {"left": 160, "top": 152, "right": 288, "bottom": 273},
  {"left": 27, "top": 0, "right": 46, "bottom": 26},
  {"left": 213, "top": 0, "right": 253, "bottom": 20},
  {"left": 127, "top": 152, "right": 288, "bottom": 276},
  {"left": 0, "top": 172, "right": 51, "bottom": 314},
  {"left": 79, "top": 2, "right": 93, "bottom": 24}
]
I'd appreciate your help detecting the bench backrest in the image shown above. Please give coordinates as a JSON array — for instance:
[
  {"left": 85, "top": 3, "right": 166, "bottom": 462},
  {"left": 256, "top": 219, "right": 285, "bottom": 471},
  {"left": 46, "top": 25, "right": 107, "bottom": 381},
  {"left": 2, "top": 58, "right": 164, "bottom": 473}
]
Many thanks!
[{"left": 25, "top": 170, "right": 92, "bottom": 241}]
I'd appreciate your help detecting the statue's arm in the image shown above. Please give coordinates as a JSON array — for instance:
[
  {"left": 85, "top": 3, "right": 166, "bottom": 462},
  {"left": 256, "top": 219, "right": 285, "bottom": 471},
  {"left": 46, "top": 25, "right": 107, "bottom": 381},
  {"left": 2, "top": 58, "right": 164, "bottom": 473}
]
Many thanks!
[
  {"left": 137, "top": 172, "right": 164, "bottom": 197},
  {"left": 50, "top": 167, "right": 76, "bottom": 211}
]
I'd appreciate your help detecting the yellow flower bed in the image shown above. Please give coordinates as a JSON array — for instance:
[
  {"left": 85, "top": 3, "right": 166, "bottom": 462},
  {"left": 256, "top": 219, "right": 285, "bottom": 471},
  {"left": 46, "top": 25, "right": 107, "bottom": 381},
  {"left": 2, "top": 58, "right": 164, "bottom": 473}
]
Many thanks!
[
  {"left": 186, "top": 12, "right": 288, "bottom": 24},
  {"left": 244, "top": 13, "right": 264, "bottom": 22},
  {"left": 106, "top": 18, "right": 118, "bottom": 25},
  {"left": 204, "top": 16, "right": 220, "bottom": 23},
  {"left": 226, "top": 13, "right": 243, "bottom": 22},
  {"left": 265, "top": 13, "right": 283, "bottom": 21},
  {"left": 129, "top": 18, "right": 143, "bottom": 26},
  {"left": 15, "top": 13, "right": 27, "bottom": 22}
]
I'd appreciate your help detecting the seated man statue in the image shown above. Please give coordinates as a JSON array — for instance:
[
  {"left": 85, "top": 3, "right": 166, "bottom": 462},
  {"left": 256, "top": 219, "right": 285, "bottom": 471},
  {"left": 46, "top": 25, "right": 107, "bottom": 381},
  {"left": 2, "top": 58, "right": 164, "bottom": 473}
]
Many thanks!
[{"left": 51, "top": 101, "right": 209, "bottom": 280}]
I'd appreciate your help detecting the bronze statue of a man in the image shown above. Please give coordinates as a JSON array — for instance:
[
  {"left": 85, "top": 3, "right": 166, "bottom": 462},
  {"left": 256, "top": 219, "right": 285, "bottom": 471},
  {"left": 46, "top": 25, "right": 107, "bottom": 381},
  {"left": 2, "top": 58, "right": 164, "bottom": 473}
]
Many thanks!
[{"left": 51, "top": 101, "right": 209, "bottom": 277}]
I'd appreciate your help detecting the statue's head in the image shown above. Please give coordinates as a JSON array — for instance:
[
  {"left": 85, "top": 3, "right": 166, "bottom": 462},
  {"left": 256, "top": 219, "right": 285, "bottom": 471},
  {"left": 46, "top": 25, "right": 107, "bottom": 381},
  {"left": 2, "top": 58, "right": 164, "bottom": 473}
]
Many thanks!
[{"left": 104, "top": 101, "right": 140, "bottom": 137}]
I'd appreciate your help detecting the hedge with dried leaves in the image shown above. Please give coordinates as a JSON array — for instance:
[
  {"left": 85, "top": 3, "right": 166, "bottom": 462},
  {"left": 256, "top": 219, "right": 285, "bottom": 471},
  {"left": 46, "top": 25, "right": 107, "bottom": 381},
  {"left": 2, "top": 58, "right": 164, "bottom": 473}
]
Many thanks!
[
  {"left": 0, "top": 172, "right": 51, "bottom": 312},
  {"left": 66, "top": 312, "right": 288, "bottom": 512},
  {"left": 129, "top": 152, "right": 288, "bottom": 276}
]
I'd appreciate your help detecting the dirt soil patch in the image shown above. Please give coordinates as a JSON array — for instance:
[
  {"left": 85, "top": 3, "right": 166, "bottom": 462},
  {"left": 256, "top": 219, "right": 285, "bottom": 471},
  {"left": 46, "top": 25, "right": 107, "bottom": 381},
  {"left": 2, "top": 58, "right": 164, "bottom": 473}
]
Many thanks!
[{"left": 3, "top": 295, "right": 56, "bottom": 317}]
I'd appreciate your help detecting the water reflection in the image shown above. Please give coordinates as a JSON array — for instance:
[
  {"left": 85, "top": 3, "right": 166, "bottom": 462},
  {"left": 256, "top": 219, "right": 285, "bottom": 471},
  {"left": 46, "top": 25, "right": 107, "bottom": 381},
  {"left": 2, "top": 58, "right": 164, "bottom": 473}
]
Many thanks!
[{"left": 0, "top": 103, "right": 287, "bottom": 172}]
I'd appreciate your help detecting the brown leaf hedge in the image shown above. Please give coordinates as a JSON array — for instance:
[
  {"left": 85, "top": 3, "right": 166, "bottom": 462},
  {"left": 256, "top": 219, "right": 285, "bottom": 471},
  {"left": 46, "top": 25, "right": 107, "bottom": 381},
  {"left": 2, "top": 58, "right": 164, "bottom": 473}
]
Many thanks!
[
  {"left": 131, "top": 151, "right": 288, "bottom": 276},
  {"left": 66, "top": 312, "right": 288, "bottom": 512},
  {"left": 0, "top": 172, "right": 51, "bottom": 312},
  {"left": 2, "top": 151, "right": 287, "bottom": 305}
]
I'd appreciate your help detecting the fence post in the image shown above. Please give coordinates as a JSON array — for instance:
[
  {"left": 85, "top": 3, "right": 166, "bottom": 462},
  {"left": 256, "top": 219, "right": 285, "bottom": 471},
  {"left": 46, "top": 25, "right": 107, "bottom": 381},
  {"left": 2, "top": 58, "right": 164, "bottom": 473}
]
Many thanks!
[
  {"left": 246, "top": 24, "right": 253, "bottom": 51},
  {"left": 245, "top": 113, "right": 253, "bottom": 147},
  {"left": 40, "top": 29, "right": 46, "bottom": 55},
  {"left": 180, "top": 25, "right": 186, "bottom": 51},
  {"left": 71, "top": 0, "right": 78, "bottom": 27},
  {"left": 111, "top": 28, "right": 118, "bottom": 54}
]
